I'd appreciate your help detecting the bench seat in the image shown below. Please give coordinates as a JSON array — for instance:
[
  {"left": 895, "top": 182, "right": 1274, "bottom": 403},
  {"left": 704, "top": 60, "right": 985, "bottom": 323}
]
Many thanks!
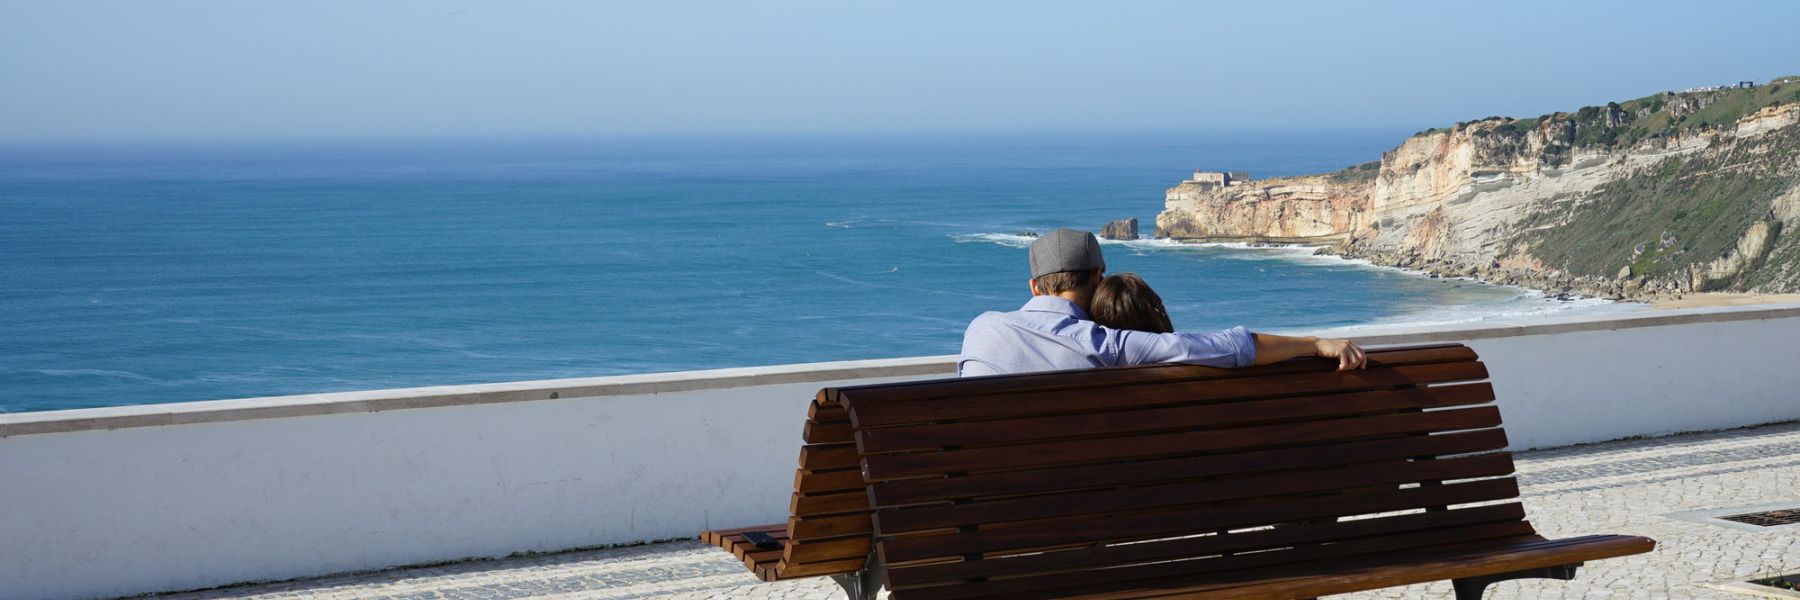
[{"left": 699, "top": 524, "right": 789, "bottom": 580}]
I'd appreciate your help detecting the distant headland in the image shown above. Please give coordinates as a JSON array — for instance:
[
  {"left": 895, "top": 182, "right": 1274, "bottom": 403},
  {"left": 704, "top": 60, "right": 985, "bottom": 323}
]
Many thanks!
[{"left": 1156, "top": 76, "right": 1800, "bottom": 303}]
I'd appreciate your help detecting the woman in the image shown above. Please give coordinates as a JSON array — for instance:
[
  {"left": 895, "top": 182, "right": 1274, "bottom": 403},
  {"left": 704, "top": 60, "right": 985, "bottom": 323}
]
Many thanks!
[{"left": 1089, "top": 272, "right": 1175, "bottom": 333}]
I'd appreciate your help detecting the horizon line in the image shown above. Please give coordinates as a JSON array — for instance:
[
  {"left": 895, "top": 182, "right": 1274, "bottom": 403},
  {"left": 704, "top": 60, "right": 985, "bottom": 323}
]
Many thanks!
[{"left": 0, "top": 125, "right": 1430, "bottom": 147}]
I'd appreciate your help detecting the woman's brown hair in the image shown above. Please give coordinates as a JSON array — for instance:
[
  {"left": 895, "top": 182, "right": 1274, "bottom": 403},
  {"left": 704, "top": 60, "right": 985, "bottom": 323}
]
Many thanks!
[{"left": 1090, "top": 273, "right": 1174, "bottom": 333}]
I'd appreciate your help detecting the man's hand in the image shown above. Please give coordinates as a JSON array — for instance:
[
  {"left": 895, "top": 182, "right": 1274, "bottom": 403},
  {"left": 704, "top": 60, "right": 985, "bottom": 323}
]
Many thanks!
[
  {"left": 1251, "top": 333, "right": 1367, "bottom": 369},
  {"left": 1312, "top": 338, "right": 1367, "bottom": 371}
]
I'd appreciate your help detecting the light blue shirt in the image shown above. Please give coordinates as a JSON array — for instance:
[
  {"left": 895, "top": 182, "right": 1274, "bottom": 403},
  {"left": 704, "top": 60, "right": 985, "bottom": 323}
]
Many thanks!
[{"left": 957, "top": 296, "right": 1257, "bottom": 377}]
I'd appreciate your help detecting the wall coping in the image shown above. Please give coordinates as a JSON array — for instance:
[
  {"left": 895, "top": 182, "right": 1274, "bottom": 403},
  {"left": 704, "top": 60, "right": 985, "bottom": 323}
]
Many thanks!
[{"left": 5, "top": 301, "right": 1799, "bottom": 438}]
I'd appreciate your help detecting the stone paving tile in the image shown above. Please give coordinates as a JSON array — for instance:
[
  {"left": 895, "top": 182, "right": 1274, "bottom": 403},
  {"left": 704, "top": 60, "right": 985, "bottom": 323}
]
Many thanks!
[{"left": 146, "top": 422, "right": 1800, "bottom": 600}]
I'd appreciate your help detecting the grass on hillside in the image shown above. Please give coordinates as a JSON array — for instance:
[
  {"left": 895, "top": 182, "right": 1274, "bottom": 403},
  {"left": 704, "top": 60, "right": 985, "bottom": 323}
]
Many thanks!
[
  {"left": 1508, "top": 127, "right": 1799, "bottom": 286},
  {"left": 1655, "top": 83, "right": 1796, "bottom": 131},
  {"left": 1328, "top": 160, "right": 1381, "bottom": 184}
]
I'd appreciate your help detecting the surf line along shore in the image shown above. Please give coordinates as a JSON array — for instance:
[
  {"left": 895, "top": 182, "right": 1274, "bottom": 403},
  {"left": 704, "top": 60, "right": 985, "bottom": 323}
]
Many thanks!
[
  {"left": 1138, "top": 224, "right": 1799, "bottom": 310},
  {"left": 1100, "top": 225, "right": 1624, "bottom": 309},
  {"left": 1090, "top": 211, "right": 1630, "bottom": 308},
  {"left": 1097, "top": 213, "right": 1798, "bottom": 310}
]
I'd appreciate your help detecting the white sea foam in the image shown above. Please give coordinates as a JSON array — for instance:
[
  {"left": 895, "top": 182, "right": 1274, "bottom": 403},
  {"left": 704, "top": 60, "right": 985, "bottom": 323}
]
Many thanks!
[
  {"left": 950, "top": 231, "right": 1645, "bottom": 330},
  {"left": 1302, "top": 294, "right": 1646, "bottom": 335},
  {"left": 955, "top": 232, "right": 1352, "bottom": 265},
  {"left": 950, "top": 232, "right": 1039, "bottom": 248},
  {"left": 29, "top": 368, "right": 163, "bottom": 382}
]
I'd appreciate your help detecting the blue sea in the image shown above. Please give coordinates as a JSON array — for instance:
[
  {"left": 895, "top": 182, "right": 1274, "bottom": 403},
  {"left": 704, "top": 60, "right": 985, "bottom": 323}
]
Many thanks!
[{"left": 0, "top": 132, "right": 1634, "bottom": 413}]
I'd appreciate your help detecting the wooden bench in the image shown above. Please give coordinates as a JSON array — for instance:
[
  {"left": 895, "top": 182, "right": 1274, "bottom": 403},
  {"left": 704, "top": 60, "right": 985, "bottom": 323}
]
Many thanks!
[{"left": 707, "top": 344, "right": 1655, "bottom": 599}]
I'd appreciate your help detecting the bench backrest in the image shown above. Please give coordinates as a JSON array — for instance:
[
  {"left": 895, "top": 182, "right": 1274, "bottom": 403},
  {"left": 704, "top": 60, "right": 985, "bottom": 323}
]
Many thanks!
[
  {"left": 829, "top": 344, "right": 1519, "bottom": 600},
  {"left": 700, "top": 391, "right": 877, "bottom": 581},
  {"left": 771, "top": 394, "right": 876, "bottom": 579},
  {"left": 699, "top": 392, "right": 878, "bottom": 581}
]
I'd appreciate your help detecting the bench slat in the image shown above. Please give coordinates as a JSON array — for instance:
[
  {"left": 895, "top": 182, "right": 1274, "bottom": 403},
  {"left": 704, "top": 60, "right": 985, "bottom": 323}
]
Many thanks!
[
  {"left": 871, "top": 452, "right": 1515, "bottom": 535},
  {"left": 783, "top": 534, "right": 873, "bottom": 565},
  {"left": 856, "top": 382, "right": 1494, "bottom": 454},
  {"left": 794, "top": 467, "right": 865, "bottom": 494},
  {"left": 791, "top": 490, "right": 870, "bottom": 517},
  {"left": 809, "top": 399, "right": 848, "bottom": 423},
  {"left": 884, "top": 502, "right": 1528, "bottom": 589},
  {"left": 776, "top": 556, "right": 874, "bottom": 578},
  {"left": 723, "top": 531, "right": 791, "bottom": 556},
  {"left": 877, "top": 477, "right": 1520, "bottom": 563},
  {"left": 830, "top": 345, "right": 1475, "bottom": 407},
  {"left": 870, "top": 428, "right": 1508, "bottom": 507},
  {"left": 803, "top": 419, "right": 853, "bottom": 443},
  {"left": 701, "top": 523, "right": 785, "bottom": 547},
  {"left": 846, "top": 361, "right": 1488, "bottom": 429},
  {"left": 862, "top": 405, "right": 1502, "bottom": 480},
  {"left": 789, "top": 513, "right": 873, "bottom": 539},
  {"left": 740, "top": 546, "right": 783, "bottom": 564},
  {"left": 722, "top": 528, "right": 790, "bottom": 542},
  {"left": 799, "top": 442, "right": 861, "bottom": 470}
]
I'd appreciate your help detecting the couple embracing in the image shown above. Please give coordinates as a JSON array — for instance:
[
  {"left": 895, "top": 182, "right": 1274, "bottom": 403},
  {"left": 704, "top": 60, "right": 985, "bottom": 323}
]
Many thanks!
[{"left": 958, "top": 228, "right": 1366, "bottom": 377}]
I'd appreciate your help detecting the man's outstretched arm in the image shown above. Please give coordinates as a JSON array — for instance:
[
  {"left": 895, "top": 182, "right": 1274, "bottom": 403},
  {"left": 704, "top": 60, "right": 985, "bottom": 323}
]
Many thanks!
[{"left": 1252, "top": 333, "right": 1367, "bottom": 370}]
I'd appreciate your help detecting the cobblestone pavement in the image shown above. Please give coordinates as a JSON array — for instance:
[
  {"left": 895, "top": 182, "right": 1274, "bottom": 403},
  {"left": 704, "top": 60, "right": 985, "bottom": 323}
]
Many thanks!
[{"left": 149, "top": 422, "right": 1800, "bottom": 600}]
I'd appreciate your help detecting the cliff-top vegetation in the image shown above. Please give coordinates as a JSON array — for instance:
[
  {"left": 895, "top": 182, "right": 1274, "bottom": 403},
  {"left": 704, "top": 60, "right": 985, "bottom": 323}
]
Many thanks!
[
  {"left": 1437, "top": 77, "right": 1800, "bottom": 165},
  {"left": 1327, "top": 160, "right": 1381, "bottom": 184}
]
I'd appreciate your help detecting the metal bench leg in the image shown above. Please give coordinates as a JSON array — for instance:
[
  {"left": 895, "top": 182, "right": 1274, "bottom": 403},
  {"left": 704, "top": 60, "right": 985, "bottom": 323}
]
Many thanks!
[
  {"left": 830, "top": 550, "right": 885, "bottom": 600},
  {"left": 830, "top": 571, "right": 877, "bottom": 600},
  {"left": 1451, "top": 564, "right": 1581, "bottom": 600}
]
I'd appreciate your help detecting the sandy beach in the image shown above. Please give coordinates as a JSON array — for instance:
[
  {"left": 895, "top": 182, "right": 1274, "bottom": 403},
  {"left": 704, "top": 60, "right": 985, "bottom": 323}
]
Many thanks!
[{"left": 1650, "top": 292, "right": 1800, "bottom": 309}]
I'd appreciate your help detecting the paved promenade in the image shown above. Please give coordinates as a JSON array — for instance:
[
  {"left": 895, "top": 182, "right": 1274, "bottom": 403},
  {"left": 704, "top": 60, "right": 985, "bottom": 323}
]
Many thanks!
[{"left": 150, "top": 422, "right": 1800, "bottom": 600}]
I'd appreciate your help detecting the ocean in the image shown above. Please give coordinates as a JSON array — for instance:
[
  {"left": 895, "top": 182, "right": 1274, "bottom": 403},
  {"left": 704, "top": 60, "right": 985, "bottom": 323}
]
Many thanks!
[{"left": 0, "top": 131, "right": 1636, "bottom": 413}]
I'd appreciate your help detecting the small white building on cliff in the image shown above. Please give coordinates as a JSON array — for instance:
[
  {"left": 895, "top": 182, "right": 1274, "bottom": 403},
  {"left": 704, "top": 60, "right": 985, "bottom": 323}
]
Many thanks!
[{"left": 1190, "top": 170, "right": 1250, "bottom": 189}]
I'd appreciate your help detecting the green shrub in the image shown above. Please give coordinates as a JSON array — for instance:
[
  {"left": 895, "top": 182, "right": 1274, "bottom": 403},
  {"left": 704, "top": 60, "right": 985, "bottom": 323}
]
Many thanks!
[{"left": 1510, "top": 127, "right": 1800, "bottom": 283}]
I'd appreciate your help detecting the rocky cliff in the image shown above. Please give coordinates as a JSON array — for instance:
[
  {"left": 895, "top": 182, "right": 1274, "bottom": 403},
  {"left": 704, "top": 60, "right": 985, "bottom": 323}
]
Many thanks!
[
  {"left": 1101, "top": 217, "right": 1139, "bottom": 240},
  {"left": 1157, "top": 77, "right": 1800, "bottom": 300},
  {"left": 1159, "top": 175, "right": 1371, "bottom": 243}
]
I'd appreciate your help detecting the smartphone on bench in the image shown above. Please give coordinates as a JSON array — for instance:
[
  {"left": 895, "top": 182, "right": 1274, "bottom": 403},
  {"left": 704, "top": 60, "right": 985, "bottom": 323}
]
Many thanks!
[{"left": 741, "top": 531, "right": 782, "bottom": 549}]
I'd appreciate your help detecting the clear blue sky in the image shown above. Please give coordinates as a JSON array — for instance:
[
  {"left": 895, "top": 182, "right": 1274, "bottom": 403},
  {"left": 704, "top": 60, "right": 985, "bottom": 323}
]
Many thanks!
[{"left": 3, "top": 0, "right": 1798, "bottom": 141}]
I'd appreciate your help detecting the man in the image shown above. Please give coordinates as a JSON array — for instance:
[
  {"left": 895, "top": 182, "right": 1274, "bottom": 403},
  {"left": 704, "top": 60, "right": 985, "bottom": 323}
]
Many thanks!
[{"left": 958, "top": 228, "right": 1366, "bottom": 376}]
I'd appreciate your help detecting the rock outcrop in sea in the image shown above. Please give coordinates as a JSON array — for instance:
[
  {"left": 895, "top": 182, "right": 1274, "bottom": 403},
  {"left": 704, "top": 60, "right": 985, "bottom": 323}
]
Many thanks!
[
  {"left": 1100, "top": 217, "right": 1138, "bottom": 240},
  {"left": 1156, "top": 77, "right": 1800, "bottom": 301}
]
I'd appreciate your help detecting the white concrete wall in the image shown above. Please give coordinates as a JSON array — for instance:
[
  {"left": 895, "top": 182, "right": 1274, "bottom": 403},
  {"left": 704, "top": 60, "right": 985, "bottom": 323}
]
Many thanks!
[
  {"left": 0, "top": 362, "right": 953, "bottom": 600},
  {"left": 1356, "top": 309, "right": 1800, "bottom": 449},
  {"left": 2, "top": 305, "right": 1799, "bottom": 600}
]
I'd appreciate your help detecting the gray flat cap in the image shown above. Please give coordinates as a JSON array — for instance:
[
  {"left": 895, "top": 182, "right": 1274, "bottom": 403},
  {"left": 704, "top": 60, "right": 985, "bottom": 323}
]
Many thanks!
[{"left": 1029, "top": 228, "right": 1106, "bottom": 279}]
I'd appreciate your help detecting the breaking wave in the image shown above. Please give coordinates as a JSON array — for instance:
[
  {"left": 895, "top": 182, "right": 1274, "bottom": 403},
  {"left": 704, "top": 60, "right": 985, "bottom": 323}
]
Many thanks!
[{"left": 950, "top": 230, "right": 1642, "bottom": 332}]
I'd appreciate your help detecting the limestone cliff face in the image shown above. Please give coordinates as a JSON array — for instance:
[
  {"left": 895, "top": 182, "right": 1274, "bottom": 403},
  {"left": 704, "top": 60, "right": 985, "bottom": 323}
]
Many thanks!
[
  {"left": 1156, "top": 176, "right": 1369, "bottom": 242},
  {"left": 1373, "top": 130, "right": 1480, "bottom": 214},
  {"left": 1690, "top": 219, "right": 1781, "bottom": 291},
  {"left": 1155, "top": 80, "right": 1800, "bottom": 299}
]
